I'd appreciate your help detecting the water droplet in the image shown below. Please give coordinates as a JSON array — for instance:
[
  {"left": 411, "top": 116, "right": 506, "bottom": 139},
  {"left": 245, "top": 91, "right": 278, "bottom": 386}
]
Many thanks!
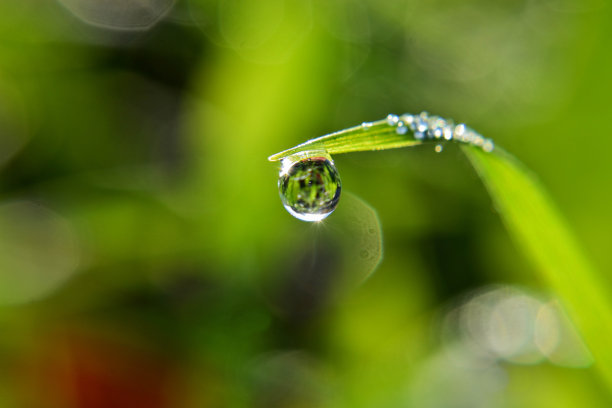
[
  {"left": 473, "top": 135, "right": 485, "bottom": 147},
  {"left": 416, "top": 113, "right": 429, "bottom": 133},
  {"left": 401, "top": 114, "right": 415, "bottom": 128},
  {"left": 435, "top": 144, "right": 443, "bottom": 153},
  {"left": 465, "top": 132, "right": 475, "bottom": 144},
  {"left": 386, "top": 114, "right": 399, "bottom": 126},
  {"left": 278, "top": 154, "right": 341, "bottom": 222},
  {"left": 396, "top": 124, "right": 408, "bottom": 135},
  {"left": 443, "top": 125, "right": 454, "bottom": 140},
  {"left": 454, "top": 124, "right": 466, "bottom": 141}
]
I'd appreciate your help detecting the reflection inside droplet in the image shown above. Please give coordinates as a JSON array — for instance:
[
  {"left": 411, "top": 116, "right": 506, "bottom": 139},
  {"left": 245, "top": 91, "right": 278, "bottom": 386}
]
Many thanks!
[{"left": 278, "top": 152, "right": 341, "bottom": 222}]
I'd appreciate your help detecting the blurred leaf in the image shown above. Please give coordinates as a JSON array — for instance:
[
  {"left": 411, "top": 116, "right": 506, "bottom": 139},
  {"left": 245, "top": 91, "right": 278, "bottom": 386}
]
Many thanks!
[{"left": 463, "top": 146, "right": 612, "bottom": 390}]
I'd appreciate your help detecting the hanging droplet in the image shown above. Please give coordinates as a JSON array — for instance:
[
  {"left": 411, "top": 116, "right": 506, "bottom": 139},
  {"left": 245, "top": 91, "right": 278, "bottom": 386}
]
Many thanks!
[{"left": 278, "top": 153, "right": 341, "bottom": 222}]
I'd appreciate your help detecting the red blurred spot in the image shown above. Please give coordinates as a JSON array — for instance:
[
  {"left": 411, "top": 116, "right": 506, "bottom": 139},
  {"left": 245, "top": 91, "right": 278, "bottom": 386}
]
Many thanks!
[{"left": 22, "top": 330, "right": 182, "bottom": 408}]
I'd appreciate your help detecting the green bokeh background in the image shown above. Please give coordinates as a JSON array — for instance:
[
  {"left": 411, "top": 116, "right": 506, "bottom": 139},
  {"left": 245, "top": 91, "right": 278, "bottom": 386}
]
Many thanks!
[{"left": 0, "top": 0, "right": 611, "bottom": 406}]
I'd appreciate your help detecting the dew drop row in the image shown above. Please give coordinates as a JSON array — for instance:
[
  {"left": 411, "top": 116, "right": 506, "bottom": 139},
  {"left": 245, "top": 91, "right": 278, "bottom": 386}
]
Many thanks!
[{"left": 385, "top": 112, "right": 494, "bottom": 152}]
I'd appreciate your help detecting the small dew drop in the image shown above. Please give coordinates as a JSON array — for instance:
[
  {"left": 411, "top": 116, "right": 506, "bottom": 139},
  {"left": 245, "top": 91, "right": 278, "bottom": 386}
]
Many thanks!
[
  {"left": 464, "top": 130, "right": 476, "bottom": 144},
  {"left": 401, "top": 114, "right": 414, "bottom": 128},
  {"left": 386, "top": 114, "right": 399, "bottom": 126},
  {"left": 278, "top": 155, "right": 341, "bottom": 222},
  {"left": 416, "top": 116, "right": 429, "bottom": 133},
  {"left": 455, "top": 124, "right": 466, "bottom": 141},
  {"left": 443, "top": 125, "right": 454, "bottom": 140},
  {"left": 435, "top": 144, "right": 443, "bottom": 153}
]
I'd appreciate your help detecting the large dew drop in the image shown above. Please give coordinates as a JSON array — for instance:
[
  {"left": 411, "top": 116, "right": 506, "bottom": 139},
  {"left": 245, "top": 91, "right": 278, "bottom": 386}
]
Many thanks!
[{"left": 278, "top": 154, "right": 341, "bottom": 222}]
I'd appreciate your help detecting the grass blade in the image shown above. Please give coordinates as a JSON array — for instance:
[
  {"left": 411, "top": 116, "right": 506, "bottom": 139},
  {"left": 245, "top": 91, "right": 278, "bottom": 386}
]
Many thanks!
[
  {"left": 268, "top": 119, "right": 421, "bottom": 162},
  {"left": 463, "top": 145, "right": 612, "bottom": 389},
  {"left": 269, "top": 116, "right": 612, "bottom": 389}
]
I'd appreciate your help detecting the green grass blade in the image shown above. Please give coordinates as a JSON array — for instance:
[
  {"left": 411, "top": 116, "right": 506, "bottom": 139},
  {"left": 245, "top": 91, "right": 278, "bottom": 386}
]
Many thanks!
[
  {"left": 463, "top": 145, "right": 612, "bottom": 388},
  {"left": 268, "top": 119, "right": 421, "bottom": 161},
  {"left": 269, "top": 115, "right": 612, "bottom": 388}
]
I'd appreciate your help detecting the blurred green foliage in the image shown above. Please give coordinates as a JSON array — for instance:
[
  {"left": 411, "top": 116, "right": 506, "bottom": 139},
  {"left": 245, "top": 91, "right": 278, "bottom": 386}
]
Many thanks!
[{"left": 0, "top": 0, "right": 611, "bottom": 407}]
